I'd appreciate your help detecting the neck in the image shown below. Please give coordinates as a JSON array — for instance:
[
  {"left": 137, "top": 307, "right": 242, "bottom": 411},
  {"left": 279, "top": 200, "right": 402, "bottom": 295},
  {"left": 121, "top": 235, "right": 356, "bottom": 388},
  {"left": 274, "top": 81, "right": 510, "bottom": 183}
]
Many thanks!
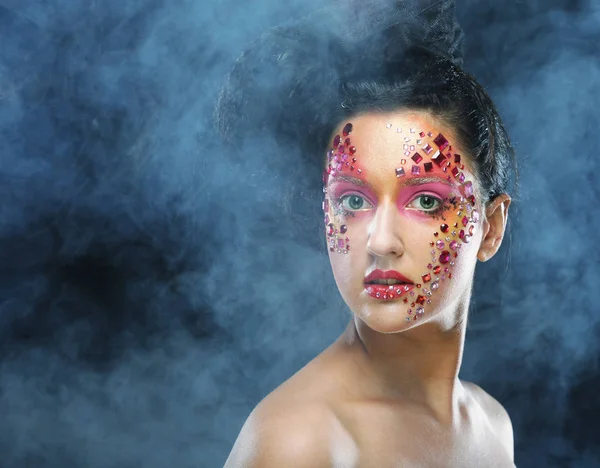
[{"left": 337, "top": 294, "right": 471, "bottom": 427}]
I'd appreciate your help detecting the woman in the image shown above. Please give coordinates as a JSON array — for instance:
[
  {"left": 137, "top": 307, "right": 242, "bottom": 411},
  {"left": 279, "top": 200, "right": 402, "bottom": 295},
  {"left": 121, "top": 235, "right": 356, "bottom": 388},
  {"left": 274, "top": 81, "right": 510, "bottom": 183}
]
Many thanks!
[{"left": 218, "top": 1, "right": 518, "bottom": 466}]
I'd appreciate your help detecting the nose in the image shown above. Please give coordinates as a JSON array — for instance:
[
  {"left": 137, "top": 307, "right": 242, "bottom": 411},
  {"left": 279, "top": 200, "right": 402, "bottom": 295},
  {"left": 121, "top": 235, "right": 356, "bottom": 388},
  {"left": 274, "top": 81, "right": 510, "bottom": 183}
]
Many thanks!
[{"left": 366, "top": 201, "right": 405, "bottom": 258}]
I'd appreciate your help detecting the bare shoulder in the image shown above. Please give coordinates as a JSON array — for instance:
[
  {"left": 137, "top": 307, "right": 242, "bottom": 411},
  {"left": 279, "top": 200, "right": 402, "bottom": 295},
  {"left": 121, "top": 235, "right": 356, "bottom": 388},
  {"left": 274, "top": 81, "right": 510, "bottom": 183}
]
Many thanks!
[
  {"left": 223, "top": 393, "right": 335, "bottom": 468},
  {"left": 464, "top": 381, "right": 514, "bottom": 461}
]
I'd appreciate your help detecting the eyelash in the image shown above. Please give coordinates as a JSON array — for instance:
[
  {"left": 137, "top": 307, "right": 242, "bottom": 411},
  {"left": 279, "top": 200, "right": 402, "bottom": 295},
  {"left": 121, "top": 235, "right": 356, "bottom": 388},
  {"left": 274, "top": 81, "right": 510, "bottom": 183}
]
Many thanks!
[{"left": 335, "top": 193, "right": 445, "bottom": 217}]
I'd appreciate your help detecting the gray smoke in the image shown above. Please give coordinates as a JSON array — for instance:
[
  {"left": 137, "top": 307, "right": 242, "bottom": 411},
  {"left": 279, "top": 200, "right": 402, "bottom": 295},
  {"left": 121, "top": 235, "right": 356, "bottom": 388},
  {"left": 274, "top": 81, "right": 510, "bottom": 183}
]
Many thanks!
[{"left": 0, "top": 1, "right": 597, "bottom": 467}]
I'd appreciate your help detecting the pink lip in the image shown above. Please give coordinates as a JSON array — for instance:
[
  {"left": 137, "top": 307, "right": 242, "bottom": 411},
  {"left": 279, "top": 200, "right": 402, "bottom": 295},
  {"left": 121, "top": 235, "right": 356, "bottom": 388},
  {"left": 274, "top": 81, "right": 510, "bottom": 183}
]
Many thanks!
[{"left": 364, "top": 269, "right": 413, "bottom": 284}]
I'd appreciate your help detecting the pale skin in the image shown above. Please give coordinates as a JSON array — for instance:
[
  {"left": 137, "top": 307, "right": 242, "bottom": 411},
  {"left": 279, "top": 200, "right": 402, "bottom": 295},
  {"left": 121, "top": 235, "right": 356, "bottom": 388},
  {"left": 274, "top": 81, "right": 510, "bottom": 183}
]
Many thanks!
[{"left": 224, "top": 110, "right": 514, "bottom": 468}]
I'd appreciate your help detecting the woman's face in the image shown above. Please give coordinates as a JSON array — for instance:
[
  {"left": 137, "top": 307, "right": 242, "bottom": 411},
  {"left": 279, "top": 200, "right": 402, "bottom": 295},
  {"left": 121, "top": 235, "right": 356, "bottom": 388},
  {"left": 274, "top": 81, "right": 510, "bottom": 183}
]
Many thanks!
[{"left": 323, "top": 111, "right": 484, "bottom": 333}]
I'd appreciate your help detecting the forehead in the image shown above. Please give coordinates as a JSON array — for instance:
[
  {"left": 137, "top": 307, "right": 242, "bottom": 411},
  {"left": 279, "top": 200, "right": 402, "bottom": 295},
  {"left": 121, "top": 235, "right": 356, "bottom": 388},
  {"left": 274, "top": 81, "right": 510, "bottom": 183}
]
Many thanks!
[{"left": 333, "top": 111, "right": 459, "bottom": 153}]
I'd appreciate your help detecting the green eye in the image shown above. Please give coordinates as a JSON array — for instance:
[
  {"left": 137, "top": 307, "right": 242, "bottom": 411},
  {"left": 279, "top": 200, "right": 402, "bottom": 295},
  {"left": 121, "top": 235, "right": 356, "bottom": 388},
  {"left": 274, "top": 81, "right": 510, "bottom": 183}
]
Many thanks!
[
  {"left": 340, "top": 194, "right": 370, "bottom": 212},
  {"left": 347, "top": 196, "right": 364, "bottom": 210},
  {"left": 419, "top": 195, "right": 437, "bottom": 210}
]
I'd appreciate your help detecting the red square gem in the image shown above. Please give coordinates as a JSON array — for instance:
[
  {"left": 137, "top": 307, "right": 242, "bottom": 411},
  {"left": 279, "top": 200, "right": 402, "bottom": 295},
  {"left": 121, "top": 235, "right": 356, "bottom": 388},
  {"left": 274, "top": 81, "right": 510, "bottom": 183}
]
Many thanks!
[
  {"left": 412, "top": 153, "right": 423, "bottom": 164},
  {"left": 433, "top": 133, "right": 449, "bottom": 150}
]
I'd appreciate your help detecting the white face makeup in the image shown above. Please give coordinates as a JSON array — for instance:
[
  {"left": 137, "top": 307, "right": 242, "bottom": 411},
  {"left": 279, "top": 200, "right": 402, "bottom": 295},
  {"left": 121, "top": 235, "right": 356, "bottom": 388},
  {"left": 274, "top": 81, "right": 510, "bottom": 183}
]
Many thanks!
[{"left": 322, "top": 111, "right": 483, "bottom": 333}]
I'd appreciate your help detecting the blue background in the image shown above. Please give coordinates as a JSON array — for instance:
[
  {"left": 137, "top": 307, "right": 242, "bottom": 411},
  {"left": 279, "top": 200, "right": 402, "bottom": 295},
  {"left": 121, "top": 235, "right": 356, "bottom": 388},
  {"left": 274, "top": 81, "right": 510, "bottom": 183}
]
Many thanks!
[{"left": 0, "top": 0, "right": 597, "bottom": 466}]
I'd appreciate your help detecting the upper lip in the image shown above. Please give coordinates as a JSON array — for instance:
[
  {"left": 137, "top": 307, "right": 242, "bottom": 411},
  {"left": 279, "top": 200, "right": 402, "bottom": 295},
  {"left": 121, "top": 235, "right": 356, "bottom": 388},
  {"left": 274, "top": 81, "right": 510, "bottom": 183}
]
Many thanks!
[{"left": 364, "top": 269, "right": 414, "bottom": 284}]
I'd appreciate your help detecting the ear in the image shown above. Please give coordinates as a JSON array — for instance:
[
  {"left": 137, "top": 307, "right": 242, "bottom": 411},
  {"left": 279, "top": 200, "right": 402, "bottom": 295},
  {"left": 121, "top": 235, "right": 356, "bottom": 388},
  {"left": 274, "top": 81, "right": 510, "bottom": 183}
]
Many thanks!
[{"left": 477, "top": 194, "right": 511, "bottom": 262}]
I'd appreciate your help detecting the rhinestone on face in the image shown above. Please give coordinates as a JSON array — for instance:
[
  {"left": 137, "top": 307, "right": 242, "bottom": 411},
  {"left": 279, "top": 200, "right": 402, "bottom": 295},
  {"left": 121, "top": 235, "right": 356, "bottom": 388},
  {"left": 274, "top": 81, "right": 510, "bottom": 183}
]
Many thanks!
[
  {"left": 464, "top": 181, "right": 474, "bottom": 197},
  {"left": 432, "top": 152, "right": 447, "bottom": 167},
  {"left": 410, "top": 145, "right": 415, "bottom": 151},
  {"left": 340, "top": 225, "right": 347, "bottom": 233},
  {"left": 343, "top": 123, "right": 353, "bottom": 137},
  {"left": 440, "top": 224, "right": 449, "bottom": 233},
  {"left": 396, "top": 167, "right": 406, "bottom": 178},
  {"left": 422, "top": 273, "right": 431, "bottom": 283},
  {"left": 424, "top": 162, "right": 434, "bottom": 173},
  {"left": 454, "top": 154, "right": 461, "bottom": 164},
  {"left": 439, "top": 251, "right": 451, "bottom": 264},
  {"left": 472, "top": 210, "right": 480, "bottom": 223},
  {"left": 427, "top": 132, "right": 433, "bottom": 137},
  {"left": 404, "top": 137, "right": 410, "bottom": 143},
  {"left": 449, "top": 240, "right": 459, "bottom": 250},
  {"left": 386, "top": 123, "right": 392, "bottom": 129},
  {"left": 416, "top": 295, "right": 426, "bottom": 305},
  {"left": 422, "top": 144, "right": 433, "bottom": 155},
  {"left": 452, "top": 167, "right": 460, "bottom": 178},
  {"left": 462, "top": 216, "right": 469, "bottom": 227},
  {"left": 401, "top": 159, "right": 406, "bottom": 165},
  {"left": 412, "top": 153, "right": 423, "bottom": 164},
  {"left": 404, "top": 144, "right": 409, "bottom": 150},
  {"left": 433, "top": 265, "right": 441, "bottom": 274},
  {"left": 419, "top": 131, "right": 425, "bottom": 137},
  {"left": 433, "top": 133, "right": 449, "bottom": 150},
  {"left": 431, "top": 281, "right": 439, "bottom": 291},
  {"left": 333, "top": 135, "right": 341, "bottom": 147},
  {"left": 349, "top": 146, "right": 356, "bottom": 155},
  {"left": 416, "top": 307, "right": 424, "bottom": 315},
  {"left": 412, "top": 165, "right": 421, "bottom": 175},
  {"left": 436, "top": 240, "right": 445, "bottom": 250}
]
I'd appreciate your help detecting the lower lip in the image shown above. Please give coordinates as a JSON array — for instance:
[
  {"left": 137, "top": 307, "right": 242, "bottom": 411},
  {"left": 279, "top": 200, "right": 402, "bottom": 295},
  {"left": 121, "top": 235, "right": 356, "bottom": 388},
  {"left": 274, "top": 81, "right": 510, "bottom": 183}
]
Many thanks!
[{"left": 364, "top": 283, "right": 415, "bottom": 301}]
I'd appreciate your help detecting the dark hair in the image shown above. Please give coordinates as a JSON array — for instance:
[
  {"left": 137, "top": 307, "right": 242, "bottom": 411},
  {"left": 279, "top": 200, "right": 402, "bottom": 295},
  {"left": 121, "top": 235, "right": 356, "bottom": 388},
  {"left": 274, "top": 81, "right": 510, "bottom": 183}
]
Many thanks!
[
  {"left": 215, "top": 6, "right": 519, "bottom": 253},
  {"left": 332, "top": 56, "right": 519, "bottom": 206}
]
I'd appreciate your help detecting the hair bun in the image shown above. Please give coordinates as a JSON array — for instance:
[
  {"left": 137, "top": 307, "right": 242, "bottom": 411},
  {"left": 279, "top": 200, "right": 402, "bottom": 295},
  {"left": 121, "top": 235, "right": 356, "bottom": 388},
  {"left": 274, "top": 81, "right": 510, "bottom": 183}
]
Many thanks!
[{"left": 306, "top": 0, "right": 464, "bottom": 67}]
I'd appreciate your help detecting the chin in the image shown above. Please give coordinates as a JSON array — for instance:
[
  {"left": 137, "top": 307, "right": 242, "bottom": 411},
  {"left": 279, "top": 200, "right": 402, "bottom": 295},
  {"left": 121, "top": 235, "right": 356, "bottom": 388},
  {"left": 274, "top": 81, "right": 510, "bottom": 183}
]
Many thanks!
[{"left": 354, "top": 302, "right": 431, "bottom": 334}]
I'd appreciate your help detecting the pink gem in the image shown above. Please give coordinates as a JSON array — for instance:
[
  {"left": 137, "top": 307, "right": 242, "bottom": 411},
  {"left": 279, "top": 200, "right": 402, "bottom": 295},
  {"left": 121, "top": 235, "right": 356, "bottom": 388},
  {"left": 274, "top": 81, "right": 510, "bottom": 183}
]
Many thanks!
[
  {"left": 431, "top": 152, "right": 447, "bottom": 167},
  {"left": 436, "top": 240, "right": 445, "bottom": 250},
  {"left": 349, "top": 146, "right": 356, "bottom": 154},
  {"left": 411, "top": 165, "right": 420, "bottom": 175},
  {"left": 422, "top": 144, "right": 433, "bottom": 155},
  {"left": 452, "top": 167, "right": 460, "bottom": 178},
  {"left": 449, "top": 240, "right": 458, "bottom": 250},
  {"left": 433, "top": 133, "right": 449, "bottom": 150},
  {"left": 342, "top": 123, "right": 353, "bottom": 137},
  {"left": 338, "top": 239, "right": 345, "bottom": 248},
  {"left": 419, "top": 131, "right": 425, "bottom": 137},
  {"left": 454, "top": 154, "right": 461, "bottom": 164},
  {"left": 439, "top": 251, "right": 451, "bottom": 264},
  {"left": 412, "top": 153, "right": 423, "bottom": 164},
  {"left": 333, "top": 135, "right": 341, "bottom": 147},
  {"left": 459, "top": 229, "right": 465, "bottom": 239},
  {"left": 459, "top": 173, "right": 465, "bottom": 183},
  {"left": 327, "top": 224, "right": 335, "bottom": 236},
  {"left": 462, "top": 216, "right": 469, "bottom": 227},
  {"left": 427, "top": 132, "right": 433, "bottom": 137},
  {"left": 357, "top": 169, "right": 362, "bottom": 174},
  {"left": 472, "top": 210, "right": 480, "bottom": 223},
  {"left": 469, "top": 225, "right": 474, "bottom": 236},
  {"left": 340, "top": 225, "right": 347, "bottom": 233},
  {"left": 427, "top": 263, "right": 433, "bottom": 269},
  {"left": 396, "top": 167, "right": 406, "bottom": 177},
  {"left": 464, "top": 181, "right": 473, "bottom": 197}
]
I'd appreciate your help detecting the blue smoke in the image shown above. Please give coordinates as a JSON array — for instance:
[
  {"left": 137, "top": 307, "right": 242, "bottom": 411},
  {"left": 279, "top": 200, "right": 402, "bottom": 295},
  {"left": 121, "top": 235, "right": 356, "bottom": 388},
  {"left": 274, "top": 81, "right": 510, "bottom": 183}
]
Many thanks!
[{"left": 0, "top": 1, "right": 597, "bottom": 467}]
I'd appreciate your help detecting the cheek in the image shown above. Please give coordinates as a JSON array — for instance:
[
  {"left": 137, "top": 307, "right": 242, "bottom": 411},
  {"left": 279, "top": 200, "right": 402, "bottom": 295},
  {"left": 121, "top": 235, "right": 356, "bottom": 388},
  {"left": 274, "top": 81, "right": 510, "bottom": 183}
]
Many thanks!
[
  {"left": 322, "top": 191, "right": 351, "bottom": 255},
  {"left": 419, "top": 195, "right": 480, "bottom": 296}
]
